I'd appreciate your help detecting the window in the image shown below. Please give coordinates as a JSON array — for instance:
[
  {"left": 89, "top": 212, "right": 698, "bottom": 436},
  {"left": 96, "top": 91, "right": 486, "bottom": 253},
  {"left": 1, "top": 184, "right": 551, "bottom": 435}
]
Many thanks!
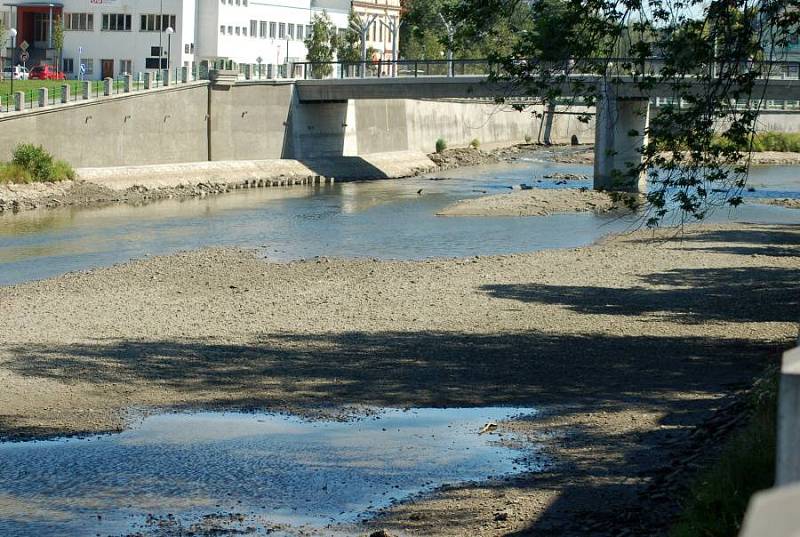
[
  {"left": 269, "top": 22, "right": 276, "bottom": 38},
  {"left": 64, "top": 13, "right": 93, "bottom": 31},
  {"left": 235, "top": 26, "right": 241, "bottom": 35},
  {"left": 278, "top": 23, "right": 285, "bottom": 38},
  {"left": 102, "top": 14, "right": 131, "bottom": 31},
  {"left": 250, "top": 20, "right": 257, "bottom": 37},
  {"left": 220, "top": 25, "right": 225, "bottom": 34},
  {"left": 185, "top": 43, "right": 190, "bottom": 53},
  {"left": 287, "top": 23, "right": 294, "bottom": 39},
  {"left": 227, "top": 25, "right": 233, "bottom": 34},
  {"left": 63, "top": 58, "right": 74, "bottom": 73},
  {"left": 259, "top": 21, "right": 267, "bottom": 38},
  {"left": 306, "top": 25, "right": 312, "bottom": 38},
  {"left": 140, "top": 14, "right": 176, "bottom": 32},
  {"left": 242, "top": 27, "right": 247, "bottom": 36},
  {"left": 83, "top": 58, "right": 94, "bottom": 75},
  {"left": 119, "top": 59, "right": 132, "bottom": 74},
  {"left": 296, "top": 25, "right": 304, "bottom": 40}
]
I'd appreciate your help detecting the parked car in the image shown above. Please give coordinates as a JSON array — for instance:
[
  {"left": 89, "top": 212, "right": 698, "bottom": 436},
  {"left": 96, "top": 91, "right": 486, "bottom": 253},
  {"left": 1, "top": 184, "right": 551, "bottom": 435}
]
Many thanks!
[
  {"left": 1, "top": 65, "right": 29, "bottom": 80},
  {"left": 29, "top": 65, "right": 65, "bottom": 80}
]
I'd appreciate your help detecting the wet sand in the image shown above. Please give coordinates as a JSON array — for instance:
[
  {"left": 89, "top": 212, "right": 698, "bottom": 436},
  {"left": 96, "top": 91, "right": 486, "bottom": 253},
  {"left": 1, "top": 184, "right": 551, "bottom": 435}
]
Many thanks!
[
  {"left": 0, "top": 222, "right": 798, "bottom": 535},
  {"left": 755, "top": 197, "right": 800, "bottom": 210}
]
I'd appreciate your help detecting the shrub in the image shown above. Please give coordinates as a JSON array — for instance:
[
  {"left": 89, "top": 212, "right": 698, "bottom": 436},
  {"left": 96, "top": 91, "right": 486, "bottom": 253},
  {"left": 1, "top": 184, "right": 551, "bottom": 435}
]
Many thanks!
[
  {"left": 470, "top": 138, "right": 480, "bottom": 149},
  {"left": 0, "top": 163, "right": 33, "bottom": 184},
  {"left": 524, "top": 134, "right": 532, "bottom": 144},
  {"left": 435, "top": 138, "right": 447, "bottom": 153},
  {"left": 51, "top": 160, "right": 76, "bottom": 181},
  {"left": 12, "top": 143, "right": 54, "bottom": 182}
]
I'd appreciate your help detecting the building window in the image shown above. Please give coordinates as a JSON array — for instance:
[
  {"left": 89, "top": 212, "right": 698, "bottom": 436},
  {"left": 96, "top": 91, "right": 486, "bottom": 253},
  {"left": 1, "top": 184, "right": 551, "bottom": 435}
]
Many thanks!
[
  {"left": 63, "top": 58, "right": 74, "bottom": 73},
  {"left": 250, "top": 20, "right": 257, "bottom": 37},
  {"left": 287, "top": 23, "right": 294, "bottom": 39},
  {"left": 83, "top": 58, "right": 94, "bottom": 75},
  {"left": 269, "top": 22, "right": 276, "bottom": 38},
  {"left": 102, "top": 14, "right": 131, "bottom": 31},
  {"left": 227, "top": 25, "right": 233, "bottom": 34},
  {"left": 185, "top": 43, "right": 190, "bottom": 53},
  {"left": 306, "top": 25, "right": 312, "bottom": 38},
  {"left": 235, "top": 26, "right": 241, "bottom": 35},
  {"left": 259, "top": 21, "right": 267, "bottom": 38},
  {"left": 64, "top": 13, "right": 93, "bottom": 31},
  {"left": 119, "top": 59, "right": 132, "bottom": 74},
  {"left": 220, "top": 25, "right": 225, "bottom": 34},
  {"left": 140, "top": 14, "right": 176, "bottom": 32},
  {"left": 278, "top": 23, "right": 285, "bottom": 39},
  {"left": 296, "top": 25, "right": 304, "bottom": 40}
]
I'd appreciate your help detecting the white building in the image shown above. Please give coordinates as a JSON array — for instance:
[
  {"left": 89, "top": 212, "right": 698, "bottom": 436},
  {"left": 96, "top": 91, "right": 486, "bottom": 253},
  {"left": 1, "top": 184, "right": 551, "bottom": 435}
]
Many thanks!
[{"left": 0, "top": 0, "right": 399, "bottom": 79}]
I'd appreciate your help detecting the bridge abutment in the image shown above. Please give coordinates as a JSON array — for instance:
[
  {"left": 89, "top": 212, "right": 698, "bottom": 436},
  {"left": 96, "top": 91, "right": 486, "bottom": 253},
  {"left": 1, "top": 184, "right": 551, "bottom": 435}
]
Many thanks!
[{"left": 593, "top": 84, "right": 649, "bottom": 192}]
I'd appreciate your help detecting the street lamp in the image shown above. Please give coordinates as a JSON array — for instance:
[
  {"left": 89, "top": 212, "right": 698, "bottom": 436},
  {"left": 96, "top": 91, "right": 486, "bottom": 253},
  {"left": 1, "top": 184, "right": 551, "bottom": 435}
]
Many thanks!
[
  {"left": 8, "top": 28, "right": 17, "bottom": 97},
  {"left": 165, "top": 26, "right": 174, "bottom": 73}
]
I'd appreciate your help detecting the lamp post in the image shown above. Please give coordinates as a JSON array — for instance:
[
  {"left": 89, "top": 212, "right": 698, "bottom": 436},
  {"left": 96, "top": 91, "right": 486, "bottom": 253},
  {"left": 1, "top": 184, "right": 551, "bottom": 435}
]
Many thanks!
[
  {"left": 8, "top": 28, "right": 17, "bottom": 97},
  {"left": 165, "top": 26, "right": 174, "bottom": 73}
]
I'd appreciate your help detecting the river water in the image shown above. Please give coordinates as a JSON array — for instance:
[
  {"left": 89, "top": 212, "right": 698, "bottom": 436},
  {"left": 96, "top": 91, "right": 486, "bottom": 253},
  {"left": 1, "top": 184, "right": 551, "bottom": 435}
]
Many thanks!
[{"left": 1, "top": 154, "right": 798, "bottom": 286}]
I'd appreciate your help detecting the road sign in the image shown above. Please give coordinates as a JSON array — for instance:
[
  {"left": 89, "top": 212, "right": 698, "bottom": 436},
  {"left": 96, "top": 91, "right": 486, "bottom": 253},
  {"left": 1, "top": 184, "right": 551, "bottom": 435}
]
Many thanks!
[
  {"left": 78, "top": 46, "right": 83, "bottom": 55},
  {"left": 19, "top": 40, "right": 29, "bottom": 52},
  {"left": 19, "top": 51, "right": 29, "bottom": 62},
  {"left": 80, "top": 64, "right": 86, "bottom": 74}
]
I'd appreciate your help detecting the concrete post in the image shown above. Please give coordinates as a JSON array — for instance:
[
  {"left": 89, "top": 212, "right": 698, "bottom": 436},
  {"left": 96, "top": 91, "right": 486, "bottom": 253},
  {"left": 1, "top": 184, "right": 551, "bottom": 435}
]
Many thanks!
[
  {"left": 103, "top": 77, "right": 113, "bottom": 96},
  {"left": 81, "top": 81, "right": 91, "bottom": 100},
  {"left": 593, "top": 82, "right": 649, "bottom": 192},
  {"left": 61, "top": 84, "right": 70, "bottom": 103},
  {"left": 14, "top": 91, "right": 23, "bottom": 111},
  {"left": 244, "top": 64, "right": 251, "bottom": 80},
  {"left": 541, "top": 102, "right": 556, "bottom": 145},
  {"left": 777, "top": 347, "right": 800, "bottom": 486},
  {"left": 181, "top": 66, "right": 188, "bottom": 83},
  {"left": 38, "top": 88, "right": 48, "bottom": 108},
  {"left": 144, "top": 72, "right": 153, "bottom": 90},
  {"left": 123, "top": 74, "right": 132, "bottom": 93},
  {"left": 163, "top": 69, "right": 172, "bottom": 86}
]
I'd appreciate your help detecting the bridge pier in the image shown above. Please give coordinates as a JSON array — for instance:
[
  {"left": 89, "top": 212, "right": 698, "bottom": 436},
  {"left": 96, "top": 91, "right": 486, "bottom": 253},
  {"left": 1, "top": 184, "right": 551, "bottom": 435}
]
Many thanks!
[{"left": 593, "top": 84, "right": 649, "bottom": 192}]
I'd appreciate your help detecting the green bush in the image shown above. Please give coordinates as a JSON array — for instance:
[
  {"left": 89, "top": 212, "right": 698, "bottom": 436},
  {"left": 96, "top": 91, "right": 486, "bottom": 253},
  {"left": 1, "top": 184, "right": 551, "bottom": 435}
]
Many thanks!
[
  {"left": 750, "top": 132, "right": 800, "bottom": 152},
  {"left": 0, "top": 163, "right": 33, "bottom": 184},
  {"left": 5, "top": 143, "right": 73, "bottom": 183},
  {"left": 435, "top": 138, "right": 447, "bottom": 153},
  {"left": 470, "top": 138, "right": 480, "bottom": 149}
]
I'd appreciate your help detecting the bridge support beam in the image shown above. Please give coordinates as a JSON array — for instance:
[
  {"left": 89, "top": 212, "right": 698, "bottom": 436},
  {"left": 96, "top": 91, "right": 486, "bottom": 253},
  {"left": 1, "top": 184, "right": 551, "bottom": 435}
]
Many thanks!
[{"left": 593, "top": 83, "right": 649, "bottom": 192}]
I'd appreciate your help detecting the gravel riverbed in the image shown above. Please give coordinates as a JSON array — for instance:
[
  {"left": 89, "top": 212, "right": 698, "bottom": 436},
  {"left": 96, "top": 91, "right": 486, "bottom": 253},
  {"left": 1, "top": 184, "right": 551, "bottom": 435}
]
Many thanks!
[{"left": 0, "top": 222, "right": 797, "bottom": 535}]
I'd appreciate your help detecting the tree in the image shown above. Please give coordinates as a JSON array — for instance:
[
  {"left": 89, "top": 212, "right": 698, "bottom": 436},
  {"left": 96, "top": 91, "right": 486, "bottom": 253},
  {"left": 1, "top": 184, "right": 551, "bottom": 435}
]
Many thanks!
[
  {"left": 336, "top": 9, "right": 362, "bottom": 77},
  {"left": 53, "top": 15, "right": 64, "bottom": 74},
  {"left": 304, "top": 11, "right": 337, "bottom": 79},
  {"left": 455, "top": 0, "right": 800, "bottom": 225},
  {"left": 0, "top": 19, "right": 7, "bottom": 74}
]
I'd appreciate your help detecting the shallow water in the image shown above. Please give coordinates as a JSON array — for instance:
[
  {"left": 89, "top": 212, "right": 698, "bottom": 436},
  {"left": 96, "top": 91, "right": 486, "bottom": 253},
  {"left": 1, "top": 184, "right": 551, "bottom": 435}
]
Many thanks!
[
  {"left": 0, "top": 407, "right": 539, "bottom": 537},
  {"left": 0, "top": 155, "right": 797, "bottom": 286}
]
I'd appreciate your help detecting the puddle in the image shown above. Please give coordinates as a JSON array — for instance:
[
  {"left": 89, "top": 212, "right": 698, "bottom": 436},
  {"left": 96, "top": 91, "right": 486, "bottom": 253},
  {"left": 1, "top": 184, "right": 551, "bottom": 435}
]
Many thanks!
[{"left": 0, "top": 407, "right": 541, "bottom": 536}]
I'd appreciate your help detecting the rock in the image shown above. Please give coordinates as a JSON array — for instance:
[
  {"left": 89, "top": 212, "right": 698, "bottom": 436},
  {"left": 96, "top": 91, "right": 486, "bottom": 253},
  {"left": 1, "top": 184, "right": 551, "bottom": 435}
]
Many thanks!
[
  {"left": 369, "top": 530, "right": 395, "bottom": 537},
  {"left": 494, "top": 508, "right": 513, "bottom": 521}
]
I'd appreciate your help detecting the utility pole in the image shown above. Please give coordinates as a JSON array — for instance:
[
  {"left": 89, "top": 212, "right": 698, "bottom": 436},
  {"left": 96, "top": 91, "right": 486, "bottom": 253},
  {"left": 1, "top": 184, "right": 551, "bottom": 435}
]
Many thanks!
[
  {"left": 351, "top": 13, "right": 377, "bottom": 78},
  {"left": 379, "top": 15, "right": 399, "bottom": 77}
]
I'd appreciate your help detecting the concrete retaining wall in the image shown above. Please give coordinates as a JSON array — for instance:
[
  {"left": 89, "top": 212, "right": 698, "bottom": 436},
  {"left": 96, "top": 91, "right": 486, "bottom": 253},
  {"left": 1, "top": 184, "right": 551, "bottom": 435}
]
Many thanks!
[{"left": 0, "top": 83, "right": 209, "bottom": 167}]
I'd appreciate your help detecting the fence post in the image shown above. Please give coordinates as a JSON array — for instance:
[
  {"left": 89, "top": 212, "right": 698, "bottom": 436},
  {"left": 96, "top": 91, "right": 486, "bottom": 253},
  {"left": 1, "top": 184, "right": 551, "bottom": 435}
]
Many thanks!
[
  {"left": 777, "top": 347, "right": 800, "bottom": 486},
  {"left": 103, "top": 77, "right": 113, "bottom": 96},
  {"left": 123, "top": 74, "right": 132, "bottom": 93},
  {"left": 38, "top": 87, "right": 48, "bottom": 108},
  {"left": 144, "top": 72, "right": 153, "bottom": 90},
  {"left": 181, "top": 66, "right": 188, "bottom": 83},
  {"left": 14, "top": 91, "right": 24, "bottom": 111},
  {"left": 81, "top": 80, "right": 90, "bottom": 100},
  {"left": 61, "top": 84, "right": 70, "bottom": 103},
  {"left": 163, "top": 69, "right": 172, "bottom": 86}
]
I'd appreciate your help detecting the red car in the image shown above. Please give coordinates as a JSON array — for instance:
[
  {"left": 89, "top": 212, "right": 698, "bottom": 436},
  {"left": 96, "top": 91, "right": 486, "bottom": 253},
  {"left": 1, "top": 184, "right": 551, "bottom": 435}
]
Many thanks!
[{"left": 29, "top": 65, "right": 66, "bottom": 80}]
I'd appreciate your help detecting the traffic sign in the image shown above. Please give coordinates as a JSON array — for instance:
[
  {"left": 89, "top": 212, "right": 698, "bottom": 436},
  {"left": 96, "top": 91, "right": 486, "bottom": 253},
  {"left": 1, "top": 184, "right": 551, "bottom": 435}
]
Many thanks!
[
  {"left": 19, "top": 40, "right": 29, "bottom": 52},
  {"left": 19, "top": 51, "right": 29, "bottom": 62},
  {"left": 80, "top": 64, "right": 86, "bottom": 74}
]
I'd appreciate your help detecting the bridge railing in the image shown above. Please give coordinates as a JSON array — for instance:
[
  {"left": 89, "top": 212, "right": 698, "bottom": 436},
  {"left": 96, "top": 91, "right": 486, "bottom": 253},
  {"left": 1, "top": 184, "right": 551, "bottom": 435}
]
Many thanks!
[{"left": 292, "top": 57, "right": 800, "bottom": 82}]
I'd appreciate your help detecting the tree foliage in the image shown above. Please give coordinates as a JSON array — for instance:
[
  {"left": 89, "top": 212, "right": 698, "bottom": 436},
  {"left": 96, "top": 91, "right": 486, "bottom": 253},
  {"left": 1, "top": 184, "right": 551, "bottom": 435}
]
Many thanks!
[
  {"left": 53, "top": 15, "right": 64, "bottom": 72},
  {"left": 455, "top": 0, "right": 800, "bottom": 225},
  {"left": 305, "top": 11, "right": 337, "bottom": 79},
  {"left": 0, "top": 19, "right": 7, "bottom": 71},
  {"left": 337, "top": 10, "right": 362, "bottom": 64}
]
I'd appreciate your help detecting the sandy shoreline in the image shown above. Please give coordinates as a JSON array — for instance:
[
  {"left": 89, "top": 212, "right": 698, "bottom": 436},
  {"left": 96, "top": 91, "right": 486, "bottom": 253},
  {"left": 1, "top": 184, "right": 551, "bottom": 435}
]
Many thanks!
[{"left": 0, "top": 222, "right": 797, "bottom": 535}]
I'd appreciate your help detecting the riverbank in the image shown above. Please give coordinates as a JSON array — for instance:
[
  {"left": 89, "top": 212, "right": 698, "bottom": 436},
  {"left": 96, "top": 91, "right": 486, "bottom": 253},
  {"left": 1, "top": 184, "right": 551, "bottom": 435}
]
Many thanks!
[
  {"left": 0, "top": 221, "right": 797, "bottom": 535},
  {"left": 553, "top": 148, "right": 800, "bottom": 166}
]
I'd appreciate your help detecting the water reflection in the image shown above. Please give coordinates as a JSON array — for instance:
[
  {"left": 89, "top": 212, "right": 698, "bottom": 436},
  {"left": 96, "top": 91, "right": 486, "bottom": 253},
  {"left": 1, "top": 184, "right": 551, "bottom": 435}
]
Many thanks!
[
  {"left": 0, "top": 157, "right": 797, "bottom": 286},
  {"left": 0, "top": 407, "right": 540, "bottom": 537}
]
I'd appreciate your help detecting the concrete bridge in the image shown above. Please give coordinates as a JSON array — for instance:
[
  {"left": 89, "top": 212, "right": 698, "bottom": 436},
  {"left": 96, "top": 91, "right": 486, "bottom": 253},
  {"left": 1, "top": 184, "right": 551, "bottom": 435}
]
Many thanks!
[{"left": 295, "top": 73, "right": 800, "bottom": 191}]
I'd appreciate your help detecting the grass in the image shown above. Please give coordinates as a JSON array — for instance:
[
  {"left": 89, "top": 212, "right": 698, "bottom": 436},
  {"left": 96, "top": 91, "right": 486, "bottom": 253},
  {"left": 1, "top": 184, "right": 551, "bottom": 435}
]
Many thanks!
[
  {"left": 750, "top": 132, "right": 800, "bottom": 152},
  {"left": 0, "top": 144, "right": 74, "bottom": 184},
  {"left": 670, "top": 369, "right": 777, "bottom": 537},
  {"left": 0, "top": 79, "right": 130, "bottom": 105}
]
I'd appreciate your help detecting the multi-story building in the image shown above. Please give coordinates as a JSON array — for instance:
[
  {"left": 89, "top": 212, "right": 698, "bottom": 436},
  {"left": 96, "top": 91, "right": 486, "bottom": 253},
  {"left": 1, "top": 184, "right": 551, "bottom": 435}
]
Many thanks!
[
  {"left": 0, "top": 0, "right": 400, "bottom": 79},
  {"left": 352, "top": 0, "right": 400, "bottom": 62}
]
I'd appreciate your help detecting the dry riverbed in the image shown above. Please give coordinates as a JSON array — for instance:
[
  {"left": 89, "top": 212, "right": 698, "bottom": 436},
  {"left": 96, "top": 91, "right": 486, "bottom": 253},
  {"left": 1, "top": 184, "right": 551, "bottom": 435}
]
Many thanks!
[{"left": 0, "top": 222, "right": 798, "bottom": 535}]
